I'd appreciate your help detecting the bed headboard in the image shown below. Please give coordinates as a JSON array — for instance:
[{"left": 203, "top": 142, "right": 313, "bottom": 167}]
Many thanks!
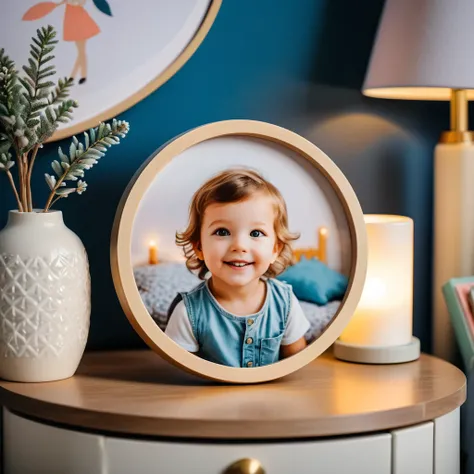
[{"left": 293, "top": 227, "right": 327, "bottom": 264}]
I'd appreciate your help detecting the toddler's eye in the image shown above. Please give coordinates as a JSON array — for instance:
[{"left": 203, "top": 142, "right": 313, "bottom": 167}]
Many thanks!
[
  {"left": 214, "top": 228, "right": 230, "bottom": 236},
  {"left": 250, "top": 230, "right": 265, "bottom": 238}
]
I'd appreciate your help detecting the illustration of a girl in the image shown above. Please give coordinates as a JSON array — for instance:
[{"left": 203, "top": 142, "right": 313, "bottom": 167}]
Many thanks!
[{"left": 23, "top": 0, "right": 112, "bottom": 84}]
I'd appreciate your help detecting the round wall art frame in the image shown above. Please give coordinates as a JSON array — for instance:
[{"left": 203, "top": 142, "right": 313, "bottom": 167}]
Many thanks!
[
  {"left": 111, "top": 120, "right": 368, "bottom": 384},
  {"left": 0, "top": 0, "right": 221, "bottom": 141}
]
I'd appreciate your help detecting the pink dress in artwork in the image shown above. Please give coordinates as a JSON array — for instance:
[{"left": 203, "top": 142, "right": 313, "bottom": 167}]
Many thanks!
[
  {"left": 23, "top": 0, "right": 112, "bottom": 83},
  {"left": 63, "top": 3, "right": 100, "bottom": 42}
]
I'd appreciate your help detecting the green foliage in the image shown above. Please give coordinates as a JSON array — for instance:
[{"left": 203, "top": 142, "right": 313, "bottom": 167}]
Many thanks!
[
  {"left": 0, "top": 151, "right": 14, "bottom": 171},
  {"left": 0, "top": 48, "right": 18, "bottom": 155},
  {"left": 44, "top": 119, "right": 130, "bottom": 211},
  {"left": 0, "top": 26, "right": 78, "bottom": 155},
  {"left": 0, "top": 25, "right": 130, "bottom": 212}
]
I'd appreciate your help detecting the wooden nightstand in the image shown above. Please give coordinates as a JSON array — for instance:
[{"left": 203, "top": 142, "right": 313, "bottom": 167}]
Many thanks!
[{"left": 0, "top": 350, "right": 466, "bottom": 474}]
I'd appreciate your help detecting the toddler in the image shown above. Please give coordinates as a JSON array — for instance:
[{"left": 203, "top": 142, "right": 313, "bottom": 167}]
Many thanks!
[{"left": 165, "top": 168, "right": 310, "bottom": 367}]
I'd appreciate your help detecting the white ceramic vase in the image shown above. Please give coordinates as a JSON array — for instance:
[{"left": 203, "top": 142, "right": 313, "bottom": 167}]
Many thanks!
[{"left": 0, "top": 210, "right": 90, "bottom": 382}]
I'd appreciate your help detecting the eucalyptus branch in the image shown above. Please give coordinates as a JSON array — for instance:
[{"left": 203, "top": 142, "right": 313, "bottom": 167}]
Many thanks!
[
  {"left": 0, "top": 48, "right": 16, "bottom": 110},
  {"left": 0, "top": 52, "right": 21, "bottom": 157},
  {"left": 1, "top": 25, "right": 130, "bottom": 213},
  {"left": 43, "top": 119, "right": 130, "bottom": 212},
  {"left": 10, "top": 26, "right": 75, "bottom": 156},
  {"left": 20, "top": 26, "right": 57, "bottom": 128},
  {"left": 48, "top": 77, "right": 74, "bottom": 106},
  {"left": 35, "top": 99, "right": 77, "bottom": 144}
]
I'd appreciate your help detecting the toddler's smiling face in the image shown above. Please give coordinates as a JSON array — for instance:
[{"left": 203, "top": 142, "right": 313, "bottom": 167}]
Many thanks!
[{"left": 196, "top": 192, "right": 281, "bottom": 289}]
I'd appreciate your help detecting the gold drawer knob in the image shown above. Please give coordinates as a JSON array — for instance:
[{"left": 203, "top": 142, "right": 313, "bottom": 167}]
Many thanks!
[{"left": 223, "top": 458, "right": 265, "bottom": 474}]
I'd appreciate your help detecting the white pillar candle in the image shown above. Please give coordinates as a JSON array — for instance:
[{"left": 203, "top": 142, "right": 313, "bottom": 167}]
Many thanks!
[{"left": 339, "top": 215, "right": 414, "bottom": 347}]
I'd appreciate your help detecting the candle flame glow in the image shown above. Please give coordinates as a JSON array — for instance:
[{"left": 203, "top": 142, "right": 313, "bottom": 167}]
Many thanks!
[{"left": 359, "top": 277, "right": 387, "bottom": 308}]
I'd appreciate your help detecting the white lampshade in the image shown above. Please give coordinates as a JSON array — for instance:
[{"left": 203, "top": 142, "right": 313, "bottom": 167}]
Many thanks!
[{"left": 363, "top": 0, "right": 474, "bottom": 100}]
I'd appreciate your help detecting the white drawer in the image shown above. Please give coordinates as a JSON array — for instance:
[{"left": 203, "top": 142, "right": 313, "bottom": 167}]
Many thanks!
[
  {"left": 4, "top": 409, "right": 104, "bottom": 474},
  {"left": 391, "top": 422, "right": 434, "bottom": 474},
  {"left": 3, "top": 408, "right": 400, "bottom": 474},
  {"left": 105, "top": 433, "right": 391, "bottom": 474},
  {"left": 434, "top": 408, "right": 461, "bottom": 474}
]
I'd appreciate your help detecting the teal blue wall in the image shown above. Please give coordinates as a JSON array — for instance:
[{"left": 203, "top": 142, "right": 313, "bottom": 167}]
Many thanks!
[{"left": 0, "top": 0, "right": 451, "bottom": 352}]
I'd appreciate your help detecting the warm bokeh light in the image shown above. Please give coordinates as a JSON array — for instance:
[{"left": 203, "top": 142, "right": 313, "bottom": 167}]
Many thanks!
[{"left": 148, "top": 239, "right": 158, "bottom": 265}]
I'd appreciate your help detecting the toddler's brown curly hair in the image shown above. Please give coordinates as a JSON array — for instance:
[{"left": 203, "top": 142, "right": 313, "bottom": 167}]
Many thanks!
[{"left": 176, "top": 168, "right": 300, "bottom": 279}]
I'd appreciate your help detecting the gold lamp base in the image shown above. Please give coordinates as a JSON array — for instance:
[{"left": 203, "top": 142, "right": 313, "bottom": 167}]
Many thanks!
[
  {"left": 333, "top": 337, "right": 420, "bottom": 364},
  {"left": 440, "top": 89, "right": 473, "bottom": 144}
]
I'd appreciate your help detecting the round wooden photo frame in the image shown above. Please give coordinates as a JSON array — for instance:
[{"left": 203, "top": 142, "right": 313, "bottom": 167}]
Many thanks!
[{"left": 111, "top": 120, "right": 367, "bottom": 384}]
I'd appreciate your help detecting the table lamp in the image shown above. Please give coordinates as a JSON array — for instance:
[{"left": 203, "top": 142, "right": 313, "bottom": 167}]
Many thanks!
[
  {"left": 334, "top": 215, "right": 420, "bottom": 364},
  {"left": 361, "top": 0, "right": 474, "bottom": 361}
]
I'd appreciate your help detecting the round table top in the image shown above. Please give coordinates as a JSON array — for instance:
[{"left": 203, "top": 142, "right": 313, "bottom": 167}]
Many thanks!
[{"left": 0, "top": 350, "right": 466, "bottom": 440}]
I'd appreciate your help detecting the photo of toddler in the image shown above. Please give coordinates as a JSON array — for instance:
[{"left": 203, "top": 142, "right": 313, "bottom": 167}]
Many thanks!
[{"left": 164, "top": 168, "right": 311, "bottom": 368}]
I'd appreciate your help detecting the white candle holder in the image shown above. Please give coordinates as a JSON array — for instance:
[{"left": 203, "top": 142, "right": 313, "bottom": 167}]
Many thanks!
[{"left": 334, "top": 215, "right": 420, "bottom": 364}]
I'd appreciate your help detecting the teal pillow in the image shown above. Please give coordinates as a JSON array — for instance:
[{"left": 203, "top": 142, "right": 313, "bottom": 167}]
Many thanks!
[{"left": 276, "top": 257, "right": 348, "bottom": 305}]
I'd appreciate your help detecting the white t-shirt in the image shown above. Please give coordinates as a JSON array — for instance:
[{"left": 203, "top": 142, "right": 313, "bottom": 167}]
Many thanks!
[{"left": 165, "top": 292, "right": 310, "bottom": 352}]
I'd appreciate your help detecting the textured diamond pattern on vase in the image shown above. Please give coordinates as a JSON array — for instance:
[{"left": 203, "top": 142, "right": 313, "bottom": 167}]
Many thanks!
[{"left": 0, "top": 250, "right": 90, "bottom": 358}]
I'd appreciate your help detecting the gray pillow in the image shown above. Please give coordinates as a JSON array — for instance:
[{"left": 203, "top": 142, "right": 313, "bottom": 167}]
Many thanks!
[
  {"left": 300, "top": 300, "right": 341, "bottom": 343},
  {"left": 134, "top": 263, "right": 200, "bottom": 331}
]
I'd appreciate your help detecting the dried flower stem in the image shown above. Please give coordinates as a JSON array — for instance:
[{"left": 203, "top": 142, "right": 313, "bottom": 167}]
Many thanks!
[
  {"left": 43, "top": 167, "right": 68, "bottom": 213},
  {"left": 26, "top": 144, "right": 40, "bottom": 211},
  {"left": 23, "top": 156, "right": 28, "bottom": 209},
  {"left": 49, "top": 195, "right": 63, "bottom": 208},
  {"left": 6, "top": 169, "right": 23, "bottom": 212},
  {"left": 12, "top": 138, "right": 30, "bottom": 212},
  {"left": 15, "top": 151, "right": 26, "bottom": 211},
  {"left": 44, "top": 186, "right": 60, "bottom": 213},
  {"left": 22, "top": 153, "right": 28, "bottom": 210}
]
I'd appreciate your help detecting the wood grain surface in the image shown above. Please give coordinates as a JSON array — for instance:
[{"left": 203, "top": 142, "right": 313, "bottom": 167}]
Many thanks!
[{"left": 0, "top": 350, "right": 466, "bottom": 440}]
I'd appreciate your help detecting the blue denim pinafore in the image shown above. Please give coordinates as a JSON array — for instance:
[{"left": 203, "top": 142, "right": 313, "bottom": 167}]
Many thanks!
[{"left": 178, "top": 278, "right": 291, "bottom": 367}]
